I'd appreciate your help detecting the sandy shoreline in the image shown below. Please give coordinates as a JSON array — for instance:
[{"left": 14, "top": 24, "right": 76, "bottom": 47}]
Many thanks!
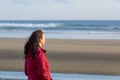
[{"left": 0, "top": 38, "right": 120, "bottom": 75}]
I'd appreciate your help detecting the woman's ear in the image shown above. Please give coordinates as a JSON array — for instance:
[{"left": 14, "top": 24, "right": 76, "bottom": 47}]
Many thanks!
[{"left": 39, "top": 38, "right": 42, "bottom": 42}]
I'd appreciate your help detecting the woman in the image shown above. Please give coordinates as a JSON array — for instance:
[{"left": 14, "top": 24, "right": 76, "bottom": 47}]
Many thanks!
[{"left": 24, "top": 30, "right": 52, "bottom": 80}]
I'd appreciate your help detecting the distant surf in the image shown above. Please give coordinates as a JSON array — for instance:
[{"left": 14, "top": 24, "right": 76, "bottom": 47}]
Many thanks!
[{"left": 0, "top": 20, "right": 120, "bottom": 39}]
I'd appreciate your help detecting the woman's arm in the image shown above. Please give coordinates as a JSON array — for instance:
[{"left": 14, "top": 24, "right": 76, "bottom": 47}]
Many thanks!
[
  {"left": 36, "top": 50, "right": 51, "bottom": 80},
  {"left": 25, "top": 60, "right": 28, "bottom": 76}
]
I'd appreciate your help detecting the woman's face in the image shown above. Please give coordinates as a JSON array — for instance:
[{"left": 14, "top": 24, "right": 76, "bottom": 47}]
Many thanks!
[{"left": 39, "top": 34, "right": 46, "bottom": 47}]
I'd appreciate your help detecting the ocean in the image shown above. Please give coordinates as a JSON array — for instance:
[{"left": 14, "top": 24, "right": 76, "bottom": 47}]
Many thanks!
[
  {"left": 0, "top": 20, "right": 120, "bottom": 39},
  {"left": 0, "top": 71, "right": 120, "bottom": 80},
  {"left": 0, "top": 21, "right": 120, "bottom": 79}
]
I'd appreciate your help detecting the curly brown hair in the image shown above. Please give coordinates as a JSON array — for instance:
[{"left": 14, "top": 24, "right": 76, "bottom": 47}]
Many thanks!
[{"left": 24, "top": 30, "right": 43, "bottom": 59}]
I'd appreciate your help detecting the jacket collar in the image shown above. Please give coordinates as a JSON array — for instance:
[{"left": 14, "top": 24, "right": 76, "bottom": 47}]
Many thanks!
[{"left": 39, "top": 47, "right": 46, "bottom": 53}]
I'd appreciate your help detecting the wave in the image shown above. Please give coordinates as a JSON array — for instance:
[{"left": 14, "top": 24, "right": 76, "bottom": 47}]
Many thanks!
[
  {"left": 0, "top": 22, "right": 120, "bottom": 32},
  {"left": 0, "top": 22, "right": 115, "bottom": 27},
  {"left": 0, "top": 22, "right": 59, "bottom": 28}
]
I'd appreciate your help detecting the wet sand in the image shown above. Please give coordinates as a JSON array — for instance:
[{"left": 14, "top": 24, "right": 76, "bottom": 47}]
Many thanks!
[{"left": 0, "top": 38, "right": 120, "bottom": 75}]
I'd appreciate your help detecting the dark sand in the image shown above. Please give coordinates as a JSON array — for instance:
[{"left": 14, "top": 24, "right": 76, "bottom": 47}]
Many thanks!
[{"left": 0, "top": 38, "right": 120, "bottom": 75}]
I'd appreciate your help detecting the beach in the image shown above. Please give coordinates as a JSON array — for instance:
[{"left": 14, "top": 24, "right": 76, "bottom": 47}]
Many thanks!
[{"left": 0, "top": 38, "right": 120, "bottom": 75}]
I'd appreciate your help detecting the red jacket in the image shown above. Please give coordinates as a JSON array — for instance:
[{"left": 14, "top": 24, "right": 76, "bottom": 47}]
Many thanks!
[{"left": 25, "top": 47, "right": 52, "bottom": 80}]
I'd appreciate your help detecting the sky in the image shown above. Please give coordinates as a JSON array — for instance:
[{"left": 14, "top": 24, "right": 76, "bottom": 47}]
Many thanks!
[{"left": 0, "top": 0, "right": 120, "bottom": 20}]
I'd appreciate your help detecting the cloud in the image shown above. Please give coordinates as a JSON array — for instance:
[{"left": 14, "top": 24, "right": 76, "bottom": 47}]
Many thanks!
[
  {"left": 52, "top": 0, "right": 73, "bottom": 4},
  {"left": 0, "top": 0, "right": 31, "bottom": 5},
  {"left": 0, "top": 0, "right": 74, "bottom": 5},
  {"left": 114, "top": 0, "right": 120, "bottom": 2},
  {"left": 12, "top": 0, "right": 31, "bottom": 5}
]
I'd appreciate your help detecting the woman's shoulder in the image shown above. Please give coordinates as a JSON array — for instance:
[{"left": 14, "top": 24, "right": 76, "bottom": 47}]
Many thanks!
[
  {"left": 37, "top": 47, "right": 46, "bottom": 53},
  {"left": 35, "top": 48, "right": 46, "bottom": 58},
  {"left": 34, "top": 48, "right": 42, "bottom": 58},
  {"left": 37, "top": 47, "right": 41, "bottom": 51},
  {"left": 36, "top": 47, "right": 44, "bottom": 55},
  {"left": 36, "top": 48, "right": 42, "bottom": 54}
]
